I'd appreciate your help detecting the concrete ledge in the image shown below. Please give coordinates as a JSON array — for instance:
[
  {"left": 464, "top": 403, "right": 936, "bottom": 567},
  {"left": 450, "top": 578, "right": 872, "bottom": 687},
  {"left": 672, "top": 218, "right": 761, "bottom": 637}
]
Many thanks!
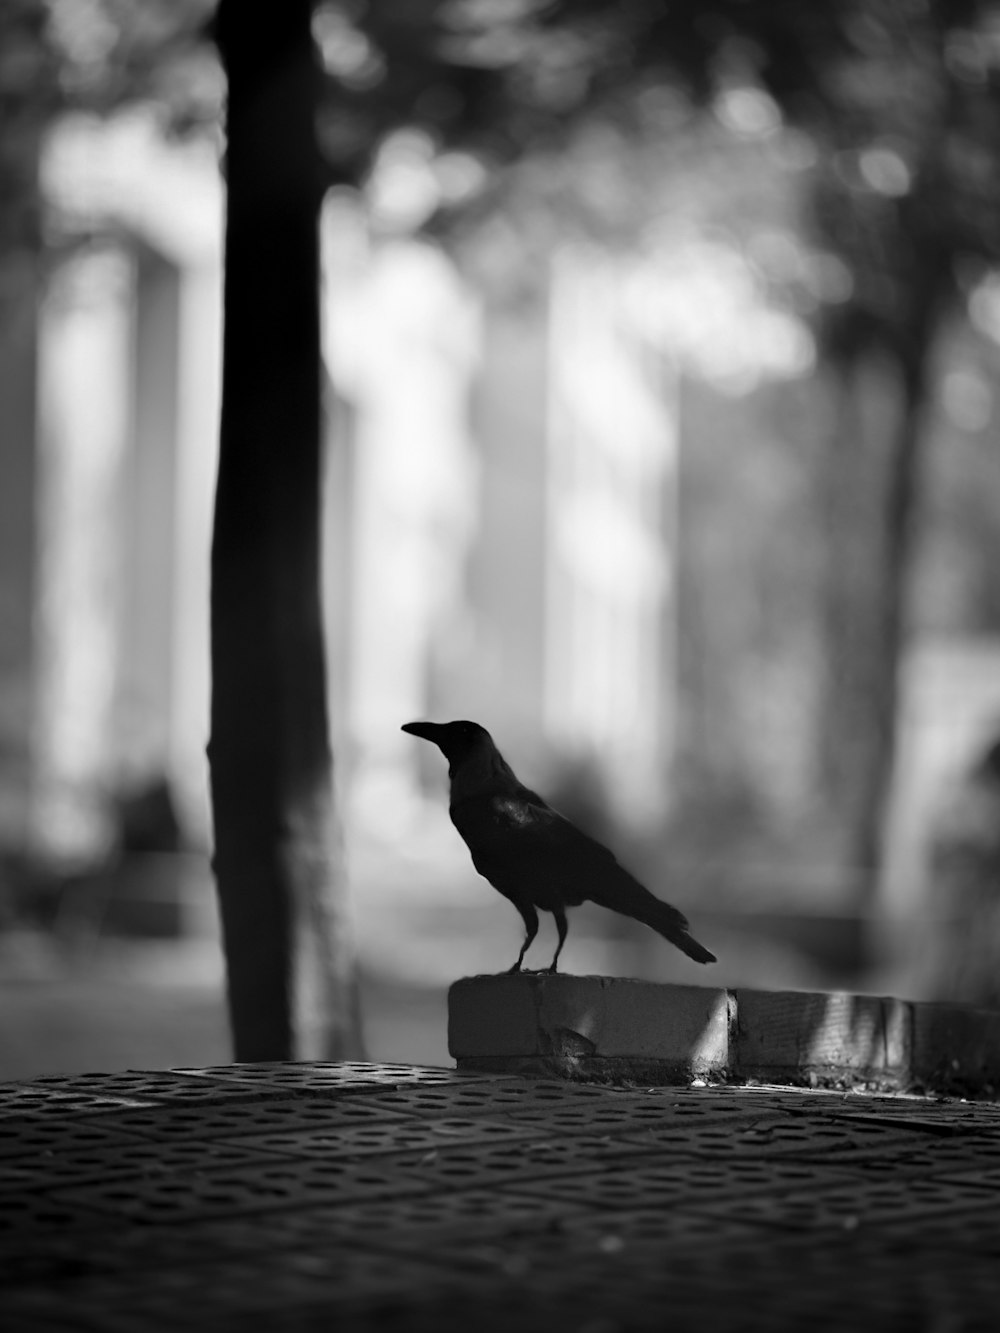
[
  {"left": 449, "top": 975, "right": 731, "bottom": 1083},
  {"left": 732, "top": 990, "right": 911, "bottom": 1087},
  {"left": 448, "top": 975, "right": 1000, "bottom": 1096},
  {"left": 910, "top": 1002, "right": 1000, "bottom": 1097}
]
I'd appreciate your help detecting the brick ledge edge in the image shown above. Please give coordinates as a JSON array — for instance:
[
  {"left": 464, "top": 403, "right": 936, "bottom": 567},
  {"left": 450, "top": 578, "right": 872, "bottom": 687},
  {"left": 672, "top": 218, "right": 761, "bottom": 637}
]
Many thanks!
[{"left": 448, "top": 975, "right": 1000, "bottom": 1099}]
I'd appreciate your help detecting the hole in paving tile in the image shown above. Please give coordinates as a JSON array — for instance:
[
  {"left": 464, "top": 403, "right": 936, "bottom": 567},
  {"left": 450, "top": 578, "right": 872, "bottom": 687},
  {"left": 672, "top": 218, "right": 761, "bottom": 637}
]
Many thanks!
[{"left": 308, "top": 1163, "right": 351, "bottom": 1181}]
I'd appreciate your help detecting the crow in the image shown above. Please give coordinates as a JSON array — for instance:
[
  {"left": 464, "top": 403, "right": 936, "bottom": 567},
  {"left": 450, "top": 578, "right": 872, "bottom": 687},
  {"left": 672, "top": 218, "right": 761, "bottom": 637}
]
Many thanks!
[{"left": 402, "top": 719, "right": 716, "bottom": 974}]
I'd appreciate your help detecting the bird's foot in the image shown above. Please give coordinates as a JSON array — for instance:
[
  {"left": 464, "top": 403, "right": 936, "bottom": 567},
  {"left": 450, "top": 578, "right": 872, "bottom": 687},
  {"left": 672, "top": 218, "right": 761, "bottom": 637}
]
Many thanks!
[{"left": 505, "top": 962, "right": 523, "bottom": 975}]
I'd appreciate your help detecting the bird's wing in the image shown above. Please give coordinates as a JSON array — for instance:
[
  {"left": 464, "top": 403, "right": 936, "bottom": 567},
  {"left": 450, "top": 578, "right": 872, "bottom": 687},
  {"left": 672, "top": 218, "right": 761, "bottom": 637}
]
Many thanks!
[
  {"left": 489, "top": 791, "right": 619, "bottom": 861},
  {"left": 478, "top": 791, "right": 629, "bottom": 903}
]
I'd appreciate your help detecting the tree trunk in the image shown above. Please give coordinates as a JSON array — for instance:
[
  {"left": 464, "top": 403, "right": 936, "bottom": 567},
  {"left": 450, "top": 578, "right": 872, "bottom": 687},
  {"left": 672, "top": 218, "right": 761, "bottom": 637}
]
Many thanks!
[
  {"left": 210, "top": 0, "right": 362, "bottom": 1061},
  {"left": 817, "top": 292, "right": 940, "bottom": 910},
  {"left": 0, "top": 122, "right": 41, "bottom": 860}
]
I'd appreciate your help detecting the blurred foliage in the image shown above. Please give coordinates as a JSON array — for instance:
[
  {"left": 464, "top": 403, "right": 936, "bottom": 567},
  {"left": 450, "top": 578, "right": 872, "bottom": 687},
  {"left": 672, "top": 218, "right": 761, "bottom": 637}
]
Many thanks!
[
  {"left": 0, "top": 0, "right": 218, "bottom": 126},
  {"left": 5, "top": 1, "right": 998, "bottom": 339},
  {"left": 0, "top": 0, "right": 218, "bottom": 305},
  {"left": 298, "top": 1, "right": 1000, "bottom": 354}
]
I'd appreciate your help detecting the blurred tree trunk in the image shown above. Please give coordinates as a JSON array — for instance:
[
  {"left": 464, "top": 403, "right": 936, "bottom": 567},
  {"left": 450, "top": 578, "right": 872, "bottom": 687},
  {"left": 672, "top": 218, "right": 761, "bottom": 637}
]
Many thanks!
[
  {"left": 922, "top": 742, "right": 1000, "bottom": 1006},
  {"left": 817, "top": 272, "right": 943, "bottom": 910},
  {"left": 0, "top": 119, "right": 41, "bottom": 859},
  {"left": 210, "top": 0, "right": 362, "bottom": 1061}
]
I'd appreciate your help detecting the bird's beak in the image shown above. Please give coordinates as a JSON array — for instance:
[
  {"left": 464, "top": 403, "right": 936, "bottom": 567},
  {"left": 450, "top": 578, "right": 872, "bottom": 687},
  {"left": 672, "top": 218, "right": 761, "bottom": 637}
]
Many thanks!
[{"left": 401, "top": 721, "right": 444, "bottom": 744}]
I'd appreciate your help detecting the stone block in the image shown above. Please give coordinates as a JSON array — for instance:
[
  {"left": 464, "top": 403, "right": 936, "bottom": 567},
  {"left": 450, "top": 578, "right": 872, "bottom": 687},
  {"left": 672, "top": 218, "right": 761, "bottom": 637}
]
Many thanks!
[
  {"left": 733, "top": 989, "right": 908, "bottom": 1084},
  {"left": 910, "top": 1001, "right": 1000, "bottom": 1095},
  {"left": 449, "top": 974, "right": 731, "bottom": 1082},
  {"left": 449, "top": 975, "right": 1000, "bottom": 1096},
  {"left": 447, "top": 975, "right": 543, "bottom": 1059}
]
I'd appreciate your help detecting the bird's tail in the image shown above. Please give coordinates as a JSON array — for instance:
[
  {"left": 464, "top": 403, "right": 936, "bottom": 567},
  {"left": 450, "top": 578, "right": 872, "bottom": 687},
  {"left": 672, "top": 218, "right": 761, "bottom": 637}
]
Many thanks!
[{"left": 592, "top": 874, "right": 717, "bottom": 964}]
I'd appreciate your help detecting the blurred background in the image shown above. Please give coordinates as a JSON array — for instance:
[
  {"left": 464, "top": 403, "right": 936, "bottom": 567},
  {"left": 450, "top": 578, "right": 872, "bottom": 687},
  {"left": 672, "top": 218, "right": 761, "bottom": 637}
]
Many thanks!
[{"left": 2, "top": 0, "right": 1000, "bottom": 1077}]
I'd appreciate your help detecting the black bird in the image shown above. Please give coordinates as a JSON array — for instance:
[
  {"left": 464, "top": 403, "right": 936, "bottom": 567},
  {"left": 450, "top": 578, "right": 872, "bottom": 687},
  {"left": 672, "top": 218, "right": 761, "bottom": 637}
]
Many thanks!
[{"left": 402, "top": 719, "right": 717, "bottom": 974}]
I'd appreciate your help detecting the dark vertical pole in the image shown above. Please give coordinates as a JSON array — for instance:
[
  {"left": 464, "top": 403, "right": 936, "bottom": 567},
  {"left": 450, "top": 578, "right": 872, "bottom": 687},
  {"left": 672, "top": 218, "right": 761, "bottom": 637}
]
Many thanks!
[
  {"left": 817, "top": 267, "right": 942, "bottom": 917},
  {"left": 211, "top": 0, "right": 360, "bottom": 1060},
  {"left": 0, "top": 119, "right": 41, "bottom": 860}
]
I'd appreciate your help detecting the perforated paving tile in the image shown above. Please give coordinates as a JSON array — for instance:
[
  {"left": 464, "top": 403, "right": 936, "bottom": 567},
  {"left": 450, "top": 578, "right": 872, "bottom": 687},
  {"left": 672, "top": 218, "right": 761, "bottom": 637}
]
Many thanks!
[
  {"left": 936, "top": 1162, "right": 1000, "bottom": 1188},
  {"left": 362, "top": 1132, "right": 653, "bottom": 1191},
  {"left": 219, "top": 1115, "right": 545, "bottom": 1159},
  {"left": 578, "top": 1234, "right": 1000, "bottom": 1333},
  {"left": 349, "top": 1078, "right": 626, "bottom": 1119},
  {"left": 3, "top": 1061, "right": 1000, "bottom": 1332},
  {"left": 502, "top": 1154, "right": 843, "bottom": 1208},
  {"left": 833, "top": 1102, "right": 1000, "bottom": 1134},
  {"left": 0, "top": 1137, "right": 276, "bottom": 1191},
  {"left": 5, "top": 1246, "right": 475, "bottom": 1333},
  {"left": 98, "top": 1095, "right": 417, "bottom": 1142},
  {"left": 0, "top": 1221, "right": 227, "bottom": 1287},
  {"left": 0, "top": 1085, "right": 159, "bottom": 1116},
  {"left": 319, "top": 1231, "right": 1000, "bottom": 1333},
  {"left": 52, "top": 1156, "right": 434, "bottom": 1224},
  {"left": 620, "top": 1111, "right": 956, "bottom": 1163},
  {"left": 372, "top": 1204, "right": 774, "bottom": 1275},
  {"left": 688, "top": 1084, "right": 877, "bottom": 1114},
  {"left": 197, "top": 1189, "right": 589, "bottom": 1250},
  {"left": 702, "top": 1085, "right": 1000, "bottom": 1124},
  {"left": 571, "top": 1084, "right": 806, "bottom": 1126},
  {"left": 688, "top": 1172, "right": 999, "bottom": 1233},
  {"left": 350, "top": 1082, "right": 798, "bottom": 1136},
  {"left": 0, "top": 1190, "right": 115, "bottom": 1238},
  {"left": 22, "top": 1070, "right": 295, "bottom": 1106},
  {"left": 866, "top": 1208, "right": 1000, "bottom": 1256},
  {"left": 0, "top": 1116, "right": 149, "bottom": 1159},
  {"left": 550, "top": 1202, "right": 778, "bottom": 1252},
  {"left": 171, "top": 1061, "right": 511, "bottom": 1092},
  {"left": 816, "top": 1135, "right": 1000, "bottom": 1179}
]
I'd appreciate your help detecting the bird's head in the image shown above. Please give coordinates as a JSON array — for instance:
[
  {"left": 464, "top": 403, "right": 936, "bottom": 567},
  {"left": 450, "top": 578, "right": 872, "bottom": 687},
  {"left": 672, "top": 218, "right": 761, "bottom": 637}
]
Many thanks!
[{"left": 401, "top": 719, "right": 495, "bottom": 770}]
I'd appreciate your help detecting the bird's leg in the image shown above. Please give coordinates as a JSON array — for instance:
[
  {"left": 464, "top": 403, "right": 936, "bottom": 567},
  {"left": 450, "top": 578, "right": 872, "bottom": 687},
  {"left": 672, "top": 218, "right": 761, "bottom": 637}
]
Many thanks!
[
  {"left": 542, "top": 906, "right": 568, "bottom": 974},
  {"left": 506, "top": 902, "right": 538, "bottom": 974}
]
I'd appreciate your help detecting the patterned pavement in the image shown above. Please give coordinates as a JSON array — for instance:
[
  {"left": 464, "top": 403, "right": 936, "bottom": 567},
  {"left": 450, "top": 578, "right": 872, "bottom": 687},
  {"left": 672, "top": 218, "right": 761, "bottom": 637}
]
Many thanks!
[{"left": 2, "top": 1062, "right": 1000, "bottom": 1331}]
